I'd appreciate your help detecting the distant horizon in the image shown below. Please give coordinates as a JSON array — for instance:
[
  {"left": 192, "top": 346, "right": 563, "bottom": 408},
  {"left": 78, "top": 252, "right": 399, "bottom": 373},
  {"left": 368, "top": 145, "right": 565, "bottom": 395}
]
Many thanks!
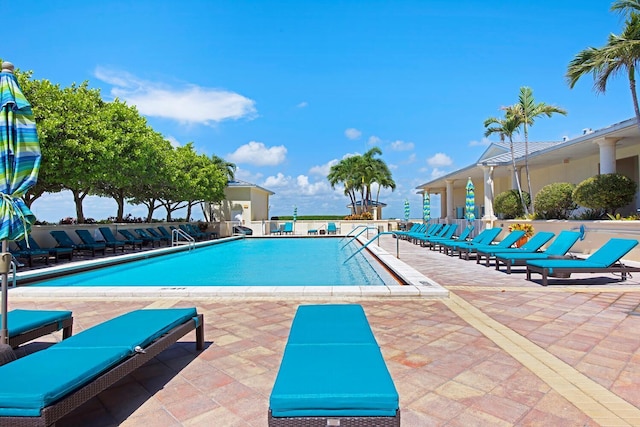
[{"left": 5, "top": 1, "right": 633, "bottom": 221}]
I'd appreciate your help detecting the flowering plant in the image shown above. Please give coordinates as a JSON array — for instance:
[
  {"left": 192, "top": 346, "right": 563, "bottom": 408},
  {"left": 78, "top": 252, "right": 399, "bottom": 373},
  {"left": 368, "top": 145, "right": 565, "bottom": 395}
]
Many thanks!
[{"left": 508, "top": 222, "right": 534, "bottom": 238}]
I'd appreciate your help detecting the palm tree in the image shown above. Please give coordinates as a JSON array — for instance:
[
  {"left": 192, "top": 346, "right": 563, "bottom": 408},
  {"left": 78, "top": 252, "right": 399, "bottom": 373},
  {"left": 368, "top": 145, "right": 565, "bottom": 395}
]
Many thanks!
[
  {"left": 510, "top": 87, "right": 567, "bottom": 213},
  {"left": 611, "top": 0, "right": 640, "bottom": 15},
  {"left": 484, "top": 108, "right": 528, "bottom": 215},
  {"left": 211, "top": 155, "right": 236, "bottom": 182},
  {"left": 566, "top": 13, "right": 640, "bottom": 132}
]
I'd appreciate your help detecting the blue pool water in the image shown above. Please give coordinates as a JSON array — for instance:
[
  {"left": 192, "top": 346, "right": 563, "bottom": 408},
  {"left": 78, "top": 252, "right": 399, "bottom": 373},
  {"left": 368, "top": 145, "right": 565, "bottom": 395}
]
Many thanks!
[{"left": 34, "top": 238, "right": 392, "bottom": 287}]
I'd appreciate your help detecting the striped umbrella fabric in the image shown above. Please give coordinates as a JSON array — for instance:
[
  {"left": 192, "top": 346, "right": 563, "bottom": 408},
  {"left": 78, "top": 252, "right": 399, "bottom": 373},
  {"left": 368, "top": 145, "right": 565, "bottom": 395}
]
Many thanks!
[
  {"left": 0, "top": 64, "right": 40, "bottom": 241},
  {"left": 403, "top": 199, "right": 410, "bottom": 222},
  {"left": 423, "top": 193, "right": 430, "bottom": 222},
  {"left": 0, "top": 62, "right": 41, "bottom": 344},
  {"left": 465, "top": 177, "right": 475, "bottom": 221},
  {"left": 293, "top": 206, "right": 297, "bottom": 222}
]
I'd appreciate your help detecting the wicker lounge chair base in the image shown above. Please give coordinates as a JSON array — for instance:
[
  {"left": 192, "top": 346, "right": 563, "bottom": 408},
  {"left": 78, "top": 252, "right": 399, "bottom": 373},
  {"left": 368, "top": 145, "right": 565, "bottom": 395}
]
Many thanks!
[
  {"left": 268, "top": 409, "right": 401, "bottom": 427},
  {"left": 7, "top": 310, "right": 73, "bottom": 349},
  {"left": 0, "top": 309, "right": 204, "bottom": 427}
]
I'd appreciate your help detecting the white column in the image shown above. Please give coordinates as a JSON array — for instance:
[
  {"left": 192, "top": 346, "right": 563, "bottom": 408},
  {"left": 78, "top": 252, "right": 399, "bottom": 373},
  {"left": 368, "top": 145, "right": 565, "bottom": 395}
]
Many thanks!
[
  {"left": 482, "top": 166, "right": 497, "bottom": 224},
  {"left": 446, "top": 179, "right": 455, "bottom": 221},
  {"left": 597, "top": 138, "right": 618, "bottom": 174}
]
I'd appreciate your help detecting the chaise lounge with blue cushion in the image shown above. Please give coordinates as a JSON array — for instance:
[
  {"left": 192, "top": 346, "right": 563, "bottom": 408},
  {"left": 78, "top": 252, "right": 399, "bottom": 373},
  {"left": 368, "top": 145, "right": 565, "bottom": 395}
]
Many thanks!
[
  {"left": 440, "top": 227, "right": 502, "bottom": 257},
  {"left": 15, "top": 236, "right": 73, "bottom": 264},
  {"left": 0, "top": 307, "right": 204, "bottom": 426},
  {"left": 423, "top": 225, "right": 474, "bottom": 251},
  {"left": 475, "top": 231, "right": 556, "bottom": 266},
  {"left": 99, "top": 227, "right": 142, "bottom": 251},
  {"left": 269, "top": 304, "right": 399, "bottom": 426},
  {"left": 494, "top": 230, "right": 582, "bottom": 274},
  {"left": 456, "top": 230, "right": 525, "bottom": 261},
  {"left": 76, "top": 229, "right": 125, "bottom": 254},
  {"left": 3, "top": 309, "right": 73, "bottom": 349},
  {"left": 50, "top": 230, "right": 106, "bottom": 257},
  {"left": 526, "top": 238, "right": 640, "bottom": 286}
]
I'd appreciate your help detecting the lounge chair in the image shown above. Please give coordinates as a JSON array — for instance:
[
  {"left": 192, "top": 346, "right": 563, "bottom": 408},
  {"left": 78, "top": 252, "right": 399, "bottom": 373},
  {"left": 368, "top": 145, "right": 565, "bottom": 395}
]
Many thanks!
[
  {"left": 270, "top": 222, "right": 282, "bottom": 235},
  {"left": 494, "top": 231, "right": 582, "bottom": 274},
  {"left": 16, "top": 236, "right": 73, "bottom": 263},
  {"left": 99, "top": 227, "right": 142, "bottom": 251},
  {"left": 76, "top": 229, "right": 125, "bottom": 254},
  {"left": 157, "top": 226, "right": 173, "bottom": 240},
  {"left": 134, "top": 228, "right": 165, "bottom": 246},
  {"left": 179, "top": 224, "right": 203, "bottom": 241},
  {"left": 281, "top": 222, "right": 293, "bottom": 235},
  {"left": 440, "top": 227, "right": 502, "bottom": 256},
  {"left": 526, "top": 238, "right": 640, "bottom": 286},
  {"left": 415, "top": 224, "right": 457, "bottom": 246},
  {"left": 4, "top": 309, "right": 73, "bottom": 349},
  {"left": 405, "top": 223, "right": 441, "bottom": 243},
  {"left": 476, "top": 231, "right": 555, "bottom": 266},
  {"left": 269, "top": 304, "right": 399, "bottom": 426},
  {"left": 327, "top": 222, "right": 339, "bottom": 235},
  {"left": 424, "top": 225, "right": 474, "bottom": 251},
  {"left": 456, "top": 229, "right": 526, "bottom": 261},
  {"left": 0, "top": 308, "right": 204, "bottom": 426},
  {"left": 10, "top": 245, "right": 49, "bottom": 268},
  {"left": 186, "top": 223, "right": 217, "bottom": 240},
  {"left": 121, "top": 229, "right": 158, "bottom": 247},
  {"left": 50, "top": 230, "right": 106, "bottom": 257},
  {"left": 146, "top": 227, "right": 171, "bottom": 244}
]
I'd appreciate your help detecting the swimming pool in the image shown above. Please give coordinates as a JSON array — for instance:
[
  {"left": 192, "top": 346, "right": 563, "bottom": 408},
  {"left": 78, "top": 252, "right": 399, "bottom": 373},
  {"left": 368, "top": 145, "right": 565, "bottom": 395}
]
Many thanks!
[{"left": 31, "top": 237, "right": 397, "bottom": 287}]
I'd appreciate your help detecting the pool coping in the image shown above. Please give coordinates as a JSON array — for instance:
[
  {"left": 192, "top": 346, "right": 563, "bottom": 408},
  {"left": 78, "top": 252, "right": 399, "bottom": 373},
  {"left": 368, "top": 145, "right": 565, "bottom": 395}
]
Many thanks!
[{"left": 8, "top": 236, "right": 449, "bottom": 299}]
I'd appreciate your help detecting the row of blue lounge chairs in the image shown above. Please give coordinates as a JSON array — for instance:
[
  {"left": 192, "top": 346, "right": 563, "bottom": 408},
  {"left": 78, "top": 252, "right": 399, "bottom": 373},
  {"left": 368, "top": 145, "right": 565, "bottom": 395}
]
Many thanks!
[
  {"left": 397, "top": 223, "right": 640, "bottom": 286},
  {"left": 10, "top": 224, "right": 217, "bottom": 268}
]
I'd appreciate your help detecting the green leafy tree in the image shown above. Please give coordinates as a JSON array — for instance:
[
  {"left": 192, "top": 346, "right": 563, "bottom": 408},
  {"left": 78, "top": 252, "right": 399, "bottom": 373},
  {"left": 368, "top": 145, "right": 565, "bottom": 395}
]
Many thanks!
[
  {"left": 534, "top": 182, "right": 577, "bottom": 219},
  {"left": 494, "top": 190, "right": 531, "bottom": 219},
  {"left": 572, "top": 173, "right": 637, "bottom": 215},
  {"left": 567, "top": 11, "right": 640, "bottom": 131}
]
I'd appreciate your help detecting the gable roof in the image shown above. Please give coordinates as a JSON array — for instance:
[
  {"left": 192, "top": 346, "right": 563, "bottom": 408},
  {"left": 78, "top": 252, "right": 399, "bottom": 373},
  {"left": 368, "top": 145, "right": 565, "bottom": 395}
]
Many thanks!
[{"left": 226, "top": 180, "right": 275, "bottom": 195}]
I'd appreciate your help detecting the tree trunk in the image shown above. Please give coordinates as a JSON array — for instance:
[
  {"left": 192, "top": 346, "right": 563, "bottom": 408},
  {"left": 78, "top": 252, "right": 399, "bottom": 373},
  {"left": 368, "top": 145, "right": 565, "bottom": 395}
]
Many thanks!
[
  {"left": 523, "top": 125, "right": 533, "bottom": 214},
  {"left": 509, "top": 139, "right": 528, "bottom": 216},
  {"left": 629, "top": 69, "right": 640, "bottom": 133},
  {"left": 71, "top": 189, "right": 87, "bottom": 223}
]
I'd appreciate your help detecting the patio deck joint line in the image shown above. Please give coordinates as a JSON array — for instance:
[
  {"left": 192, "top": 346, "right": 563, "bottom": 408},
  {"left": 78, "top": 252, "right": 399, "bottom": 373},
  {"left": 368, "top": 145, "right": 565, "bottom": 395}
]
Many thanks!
[{"left": 444, "top": 292, "right": 640, "bottom": 426}]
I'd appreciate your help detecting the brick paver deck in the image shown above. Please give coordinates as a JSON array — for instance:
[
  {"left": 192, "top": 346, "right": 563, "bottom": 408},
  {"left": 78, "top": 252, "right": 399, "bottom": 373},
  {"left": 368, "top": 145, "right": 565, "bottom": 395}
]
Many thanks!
[{"left": 7, "top": 234, "right": 640, "bottom": 426}]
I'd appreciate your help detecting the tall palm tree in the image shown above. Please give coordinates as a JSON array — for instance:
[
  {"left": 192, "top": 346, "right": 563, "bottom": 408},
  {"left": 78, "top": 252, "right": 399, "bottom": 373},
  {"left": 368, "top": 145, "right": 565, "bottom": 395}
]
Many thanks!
[
  {"left": 510, "top": 87, "right": 567, "bottom": 213},
  {"left": 211, "top": 155, "right": 236, "bottom": 182},
  {"left": 611, "top": 0, "right": 640, "bottom": 15},
  {"left": 484, "top": 108, "right": 528, "bottom": 215},
  {"left": 566, "top": 13, "right": 640, "bottom": 132}
]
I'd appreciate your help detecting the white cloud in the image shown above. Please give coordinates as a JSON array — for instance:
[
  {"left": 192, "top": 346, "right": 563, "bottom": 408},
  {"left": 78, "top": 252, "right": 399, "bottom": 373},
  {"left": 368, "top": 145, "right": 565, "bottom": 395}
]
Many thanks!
[
  {"left": 345, "top": 128, "right": 362, "bottom": 140},
  {"left": 166, "top": 136, "right": 181, "bottom": 147},
  {"left": 430, "top": 168, "right": 447, "bottom": 179},
  {"left": 263, "top": 172, "right": 292, "bottom": 187},
  {"left": 297, "top": 101, "right": 308, "bottom": 108},
  {"left": 227, "top": 141, "right": 287, "bottom": 166},
  {"left": 427, "top": 152, "right": 453, "bottom": 167},
  {"left": 309, "top": 159, "right": 339, "bottom": 177},
  {"left": 296, "top": 175, "right": 331, "bottom": 196},
  {"left": 390, "top": 140, "right": 415, "bottom": 151},
  {"left": 94, "top": 67, "right": 257, "bottom": 125},
  {"left": 368, "top": 135, "right": 382, "bottom": 145},
  {"left": 469, "top": 137, "right": 491, "bottom": 147}
]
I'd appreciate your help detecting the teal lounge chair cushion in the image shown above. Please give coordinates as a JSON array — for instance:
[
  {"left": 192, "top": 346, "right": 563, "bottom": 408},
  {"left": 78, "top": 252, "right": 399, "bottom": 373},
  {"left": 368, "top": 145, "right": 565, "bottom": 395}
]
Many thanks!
[
  {"left": 270, "top": 344, "right": 399, "bottom": 417},
  {"left": 287, "top": 304, "right": 377, "bottom": 345},
  {"left": 0, "top": 308, "right": 198, "bottom": 416},
  {"left": 56, "top": 308, "right": 197, "bottom": 351},
  {"left": 0, "top": 347, "right": 129, "bottom": 416},
  {"left": 4, "top": 309, "right": 72, "bottom": 337}
]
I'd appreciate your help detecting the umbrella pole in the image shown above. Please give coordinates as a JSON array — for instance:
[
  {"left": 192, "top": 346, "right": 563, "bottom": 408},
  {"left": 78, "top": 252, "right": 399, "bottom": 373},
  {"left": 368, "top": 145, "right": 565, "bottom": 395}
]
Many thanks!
[{"left": 0, "top": 241, "right": 8, "bottom": 344}]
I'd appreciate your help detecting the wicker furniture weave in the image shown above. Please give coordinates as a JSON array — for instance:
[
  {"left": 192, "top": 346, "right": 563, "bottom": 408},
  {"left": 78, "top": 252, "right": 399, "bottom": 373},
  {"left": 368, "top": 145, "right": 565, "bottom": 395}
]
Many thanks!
[
  {"left": 268, "top": 409, "right": 401, "bottom": 426},
  {"left": 8, "top": 315, "right": 73, "bottom": 349},
  {"left": 0, "top": 312, "right": 204, "bottom": 427}
]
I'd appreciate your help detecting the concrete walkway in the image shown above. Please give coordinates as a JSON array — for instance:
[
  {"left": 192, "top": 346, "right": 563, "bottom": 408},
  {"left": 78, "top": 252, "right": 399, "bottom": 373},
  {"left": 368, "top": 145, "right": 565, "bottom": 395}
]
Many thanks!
[{"left": 8, "top": 234, "right": 640, "bottom": 426}]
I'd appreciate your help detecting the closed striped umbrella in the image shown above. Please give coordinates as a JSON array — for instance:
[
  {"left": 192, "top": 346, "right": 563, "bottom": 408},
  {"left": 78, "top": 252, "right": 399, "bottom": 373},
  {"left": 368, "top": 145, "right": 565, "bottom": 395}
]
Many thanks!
[
  {"left": 403, "top": 199, "right": 410, "bottom": 222},
  {"left": 293, "top": 206, "right": 297, "bottom": 222},
  {"left": 423, "top": 193, "right": 430, "bottom": 222},
  {"left": 0, "top": 62, "right": 41, "bottom": 344},
  {"left": 465, "top": 177, "right": 475, "bottom": 221}
]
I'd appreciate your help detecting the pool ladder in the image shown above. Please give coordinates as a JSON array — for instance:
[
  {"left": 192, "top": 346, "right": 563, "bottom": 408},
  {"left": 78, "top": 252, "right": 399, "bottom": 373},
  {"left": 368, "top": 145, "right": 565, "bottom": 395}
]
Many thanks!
[
  {"left": 343, "top": 231, "right": 399, "bottom": 264},
  {"left": 172, "top": 228, "right": 195, "bottom": 250}
]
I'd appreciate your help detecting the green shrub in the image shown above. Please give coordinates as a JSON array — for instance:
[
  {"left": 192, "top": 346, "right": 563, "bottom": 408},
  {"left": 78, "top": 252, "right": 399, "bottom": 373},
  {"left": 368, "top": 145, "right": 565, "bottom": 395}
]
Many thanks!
[
  {"left": 572, "top": 173, "right": 637, "bottom": 215},
  {"left": 494, "top": 189, "right": 531, "bottom": 219},
  {"left": 534, "top": 182, "right": 577, "bottom": 219}
]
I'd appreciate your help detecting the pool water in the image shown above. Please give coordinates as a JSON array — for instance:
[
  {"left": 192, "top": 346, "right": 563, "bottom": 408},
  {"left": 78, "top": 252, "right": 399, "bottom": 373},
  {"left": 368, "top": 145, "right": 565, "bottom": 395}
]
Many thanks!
[{"left": 34, "top": 238, "right": 391, "bottom": 287}]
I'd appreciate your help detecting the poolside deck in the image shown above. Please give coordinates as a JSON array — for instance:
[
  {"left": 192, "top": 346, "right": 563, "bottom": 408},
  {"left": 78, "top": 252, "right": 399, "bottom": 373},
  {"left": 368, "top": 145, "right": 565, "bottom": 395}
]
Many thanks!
[{"left": 8, "top": 234, "right": 640, "bottom": 426}]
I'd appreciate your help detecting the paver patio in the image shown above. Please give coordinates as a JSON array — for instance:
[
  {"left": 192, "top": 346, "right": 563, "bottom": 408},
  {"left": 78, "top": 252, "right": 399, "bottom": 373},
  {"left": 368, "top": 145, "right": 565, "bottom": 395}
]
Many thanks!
[{"left": 7, "top": 234, "right": 640, "bottom": 426}]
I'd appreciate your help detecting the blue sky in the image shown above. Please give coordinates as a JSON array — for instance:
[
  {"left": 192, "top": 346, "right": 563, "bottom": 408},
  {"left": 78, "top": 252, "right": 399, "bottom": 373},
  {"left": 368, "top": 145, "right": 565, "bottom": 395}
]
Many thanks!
[{"left": 3, "top": 0, "right": 635, "bottom": 222}]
